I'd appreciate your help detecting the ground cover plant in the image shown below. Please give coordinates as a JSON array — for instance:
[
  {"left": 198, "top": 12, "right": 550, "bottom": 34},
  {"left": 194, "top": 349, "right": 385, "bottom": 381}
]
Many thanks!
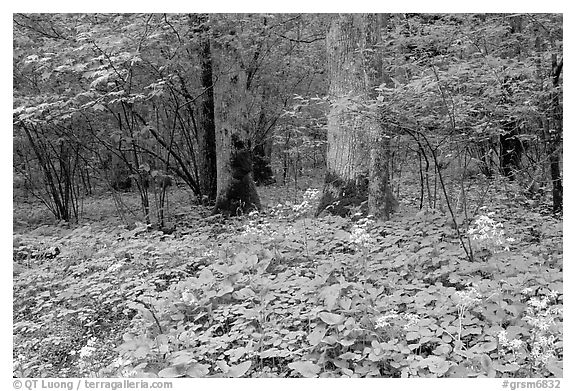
[
  {"left": 13, "top": 12, "right": 563, "bottom": 380},
  {"left": 13, "top": 181, "right": 562, "bottom": 378}
]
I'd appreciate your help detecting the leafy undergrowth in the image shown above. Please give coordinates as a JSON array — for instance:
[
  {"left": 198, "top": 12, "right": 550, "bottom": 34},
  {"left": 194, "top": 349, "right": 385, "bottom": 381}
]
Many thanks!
[{"left": 13, "top": 188, "right": 562, "bottom": 378}]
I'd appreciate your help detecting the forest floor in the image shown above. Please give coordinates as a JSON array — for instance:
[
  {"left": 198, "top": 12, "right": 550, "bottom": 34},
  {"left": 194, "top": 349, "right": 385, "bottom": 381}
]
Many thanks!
[{"left": 12, "top": 178, "right": 563, "bottom": 378}]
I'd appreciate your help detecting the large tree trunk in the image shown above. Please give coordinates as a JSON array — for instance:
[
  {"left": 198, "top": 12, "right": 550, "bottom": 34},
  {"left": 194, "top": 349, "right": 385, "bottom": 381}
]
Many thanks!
[
  {"left": 191, "top": 14, "right": 217, "bottom": 202},
  {"left": 211, "top": 21, "right": 261, "bottom": 215},
  {"left": 316, "top": 14, "right": 396, "bottom": 219}
]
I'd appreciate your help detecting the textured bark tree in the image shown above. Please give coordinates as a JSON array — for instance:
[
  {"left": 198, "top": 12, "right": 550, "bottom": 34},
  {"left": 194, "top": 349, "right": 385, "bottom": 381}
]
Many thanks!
[
  {"left": 190, "top": 14, "right": 217, "bottom": 202},
  {"left": 211, "top": 22, "right": 261, "bottom": 215},
  {"left": 316, "top": 14, "right": 396, "bottom": 219},
  {"left": 365, "top": 14, "right": 398, "bottom": 220}
]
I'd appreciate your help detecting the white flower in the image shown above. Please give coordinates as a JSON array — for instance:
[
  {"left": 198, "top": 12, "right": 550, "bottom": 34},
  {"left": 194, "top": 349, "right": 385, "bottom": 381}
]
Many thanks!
[
  {"left": 181, "top": 289, "right": 198, "bottom": 306},
  {"left": 508, "top": 339, "right": 523, "bottom": 350},
  {"left": 548, "top": 290, "right": 559, "bottom": 299},
  {"left": 350, "top": 227, "right": 371, "bottom": 245},
  {"left": 112, "top": 357, "right": 132, "bottom": 368},
  {"left": 468, "top": 214, "right": 512, "bottom": 252},
  {"left": 403, "top": 313, "right": 420, "bottom": 330},
  {"left": 530, "top": 335, "right": 556, "bottom": 365},
  {"left": 79, "top": 345, "right": 96, "bottom": 359},
  {"left": 528, "top": 297, "right": 549, "bottom": 311},
  {"left": 107, "top": 262, "right": 124, "bottom": 273},
  {"left": 456, "top": 287, "right": 482, "bottom": 309},
  {"left": 524, "top": 314, "right": 555, "bottom": 331},
  {"left": 521, "top": 287, "right": 533, "bottom": 295},
  {"left": 375, "top": 310, "right": 399, "bottom": 329}
]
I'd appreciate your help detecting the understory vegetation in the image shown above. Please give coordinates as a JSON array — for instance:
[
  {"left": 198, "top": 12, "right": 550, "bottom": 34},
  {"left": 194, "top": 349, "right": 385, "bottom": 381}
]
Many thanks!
[{"left": 13, "top": 179, "right": 562, "bottom": 378}]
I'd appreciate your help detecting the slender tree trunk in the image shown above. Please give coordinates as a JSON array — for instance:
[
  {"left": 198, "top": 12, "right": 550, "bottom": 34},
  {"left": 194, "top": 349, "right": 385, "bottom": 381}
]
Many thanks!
[
  {"left": 549, "top": 54, "right": 563, "bottom": 213},
  {"left": 365, "top": 14, "right": 397, "bottom": 219}
]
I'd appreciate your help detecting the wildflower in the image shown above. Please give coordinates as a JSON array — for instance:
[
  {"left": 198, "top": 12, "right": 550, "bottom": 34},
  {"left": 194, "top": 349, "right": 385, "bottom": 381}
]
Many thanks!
[
  {"left": 403, "top": 313, "right": 420, "bottom": 330},
  {"left": 497, "top": 330, "right": 508, "bottom": 344},
  {"left": 350, "top": 226, "right": 371, "bottom": 246},
  {"left": 468, "top": 214, "right": 511, "bottom": 253},
  {"left": 242, "top": 222, "right": 270, "bottom": 237},
  {"left": 527, "top": 297, "right": 549, "bottom": 311},
  {"left": 497, "top": 330, "right": 522, "bottom": 351},
  {"left": 375, "top": 310, "right": 399, "bottom": 329},
  {"left": 524, "top": 312, "right": 555, "bottom": 332},
  {"left": 548, "top": 290, "right": 559, "bottom": 300},
  {"left": 455, "top": 286, "right": 482, "bottom": 309},
  {"left": 508, "top": 339, "right": 523, "bottom": 350},
  {"left": 79, "top": 337, "right": 97, "bottom": 359},
  {"left": 292, "top": 188, "right": 320, "bottom": 215},
  {"left": 112, "top": 357, "right": 132, "bottom": 368},
  {"left": 521, "top": 287, "right": 533, "bottom": 295},
  {"left": 107, "top": 261, "right": 124, "bottom": 273},
  {"left": 531, "top": 335, "right": 556, "bottom": 365},
  {"left": 181, "top": 289, "right": 198, "bottom": 306}
]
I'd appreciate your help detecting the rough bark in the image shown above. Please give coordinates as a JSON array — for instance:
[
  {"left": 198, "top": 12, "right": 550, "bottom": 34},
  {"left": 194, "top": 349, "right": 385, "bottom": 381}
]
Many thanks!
[
  {"left": 549, "top": 54, "right": 563, "bottom": 213},
  {"left": 213, "top": 133, "right": 261, "bottom": 215},
  {"left": 316, "top": 14, "right": 397, "bottom": 219},
  {"left": 211, "top": 19, "right": 261, "bottom": 215},
  {"left": 365, "top": 14, "right": 397, "bottom": 219},
  {"left": 191, "top": 14, "right": 217, "bottom": 202}
]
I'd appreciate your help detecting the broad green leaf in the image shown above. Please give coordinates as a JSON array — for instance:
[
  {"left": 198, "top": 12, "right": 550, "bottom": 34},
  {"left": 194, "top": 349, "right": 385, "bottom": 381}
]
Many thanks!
[
  {"left": 288, "top": 361, "right": 320, "bottom": 377},
  {"left": 226, "top": 360, "right": 252, "bottom": 377},
  {"left": 318, "top": 312, "right": 345, "bottom": 325},
  {"left": 158, "top": 365, "right": 186, "bottom": 378},
  {"left": 307, "top": 324, "right": 327, "bottom": 346},
  {"left": 186, "top": 363, "right": 210, "bottom": 377}
]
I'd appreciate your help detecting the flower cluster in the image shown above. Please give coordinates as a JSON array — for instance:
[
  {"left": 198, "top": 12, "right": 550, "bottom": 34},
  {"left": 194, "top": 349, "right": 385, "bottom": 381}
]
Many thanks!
[
  {"left": 242, "top": 211, "right": 273, "bottom": 237},
  {"left": 375, "top": 311, "right": 420, "bottom": 330},
  {"left": 524, "top": 291, "right": 561, "bottom": 332},
  {"left": 180, "top": 289, "right": 198, "bottom": 306},
  {"left": 72, "top": 336, "right": 99, "bottom": 374},
  {"left": 455, "top": 286, "right": 482, "bottom": 310},
  {"left": 522, "top": 290, "right": 562, "bottom": 366},
  {"left": 375, "top": 310, "right": 399, "bottom": 329},
  {"left": 79, "top": 337, "right": 97, "bottom": 359},
  {"left": 266, "top": 188, "right": 321, "bottom": 220},
  {"left": 292, "top": 188, "right": 321, "bottom": 215},
  {"left": 349, "top": 217, "right": 375, "bottom": 248},
  {"left": 107, "top": 261, "right": 124, "bottom": 273},
  {"left": 498, "top": 330, "right": 523, "bottom": 350},
  {"left": 530, "top": 335, "right": 556, "bottom": 366},
  {"left": 497, "top": 330, "right": 523, "bottom": 363},
  {"left": 467, "top": 212, "right": 514, "bottom": 253},
  {"left": 403, "top": 313, "right": 420, "bottom": 329}
]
